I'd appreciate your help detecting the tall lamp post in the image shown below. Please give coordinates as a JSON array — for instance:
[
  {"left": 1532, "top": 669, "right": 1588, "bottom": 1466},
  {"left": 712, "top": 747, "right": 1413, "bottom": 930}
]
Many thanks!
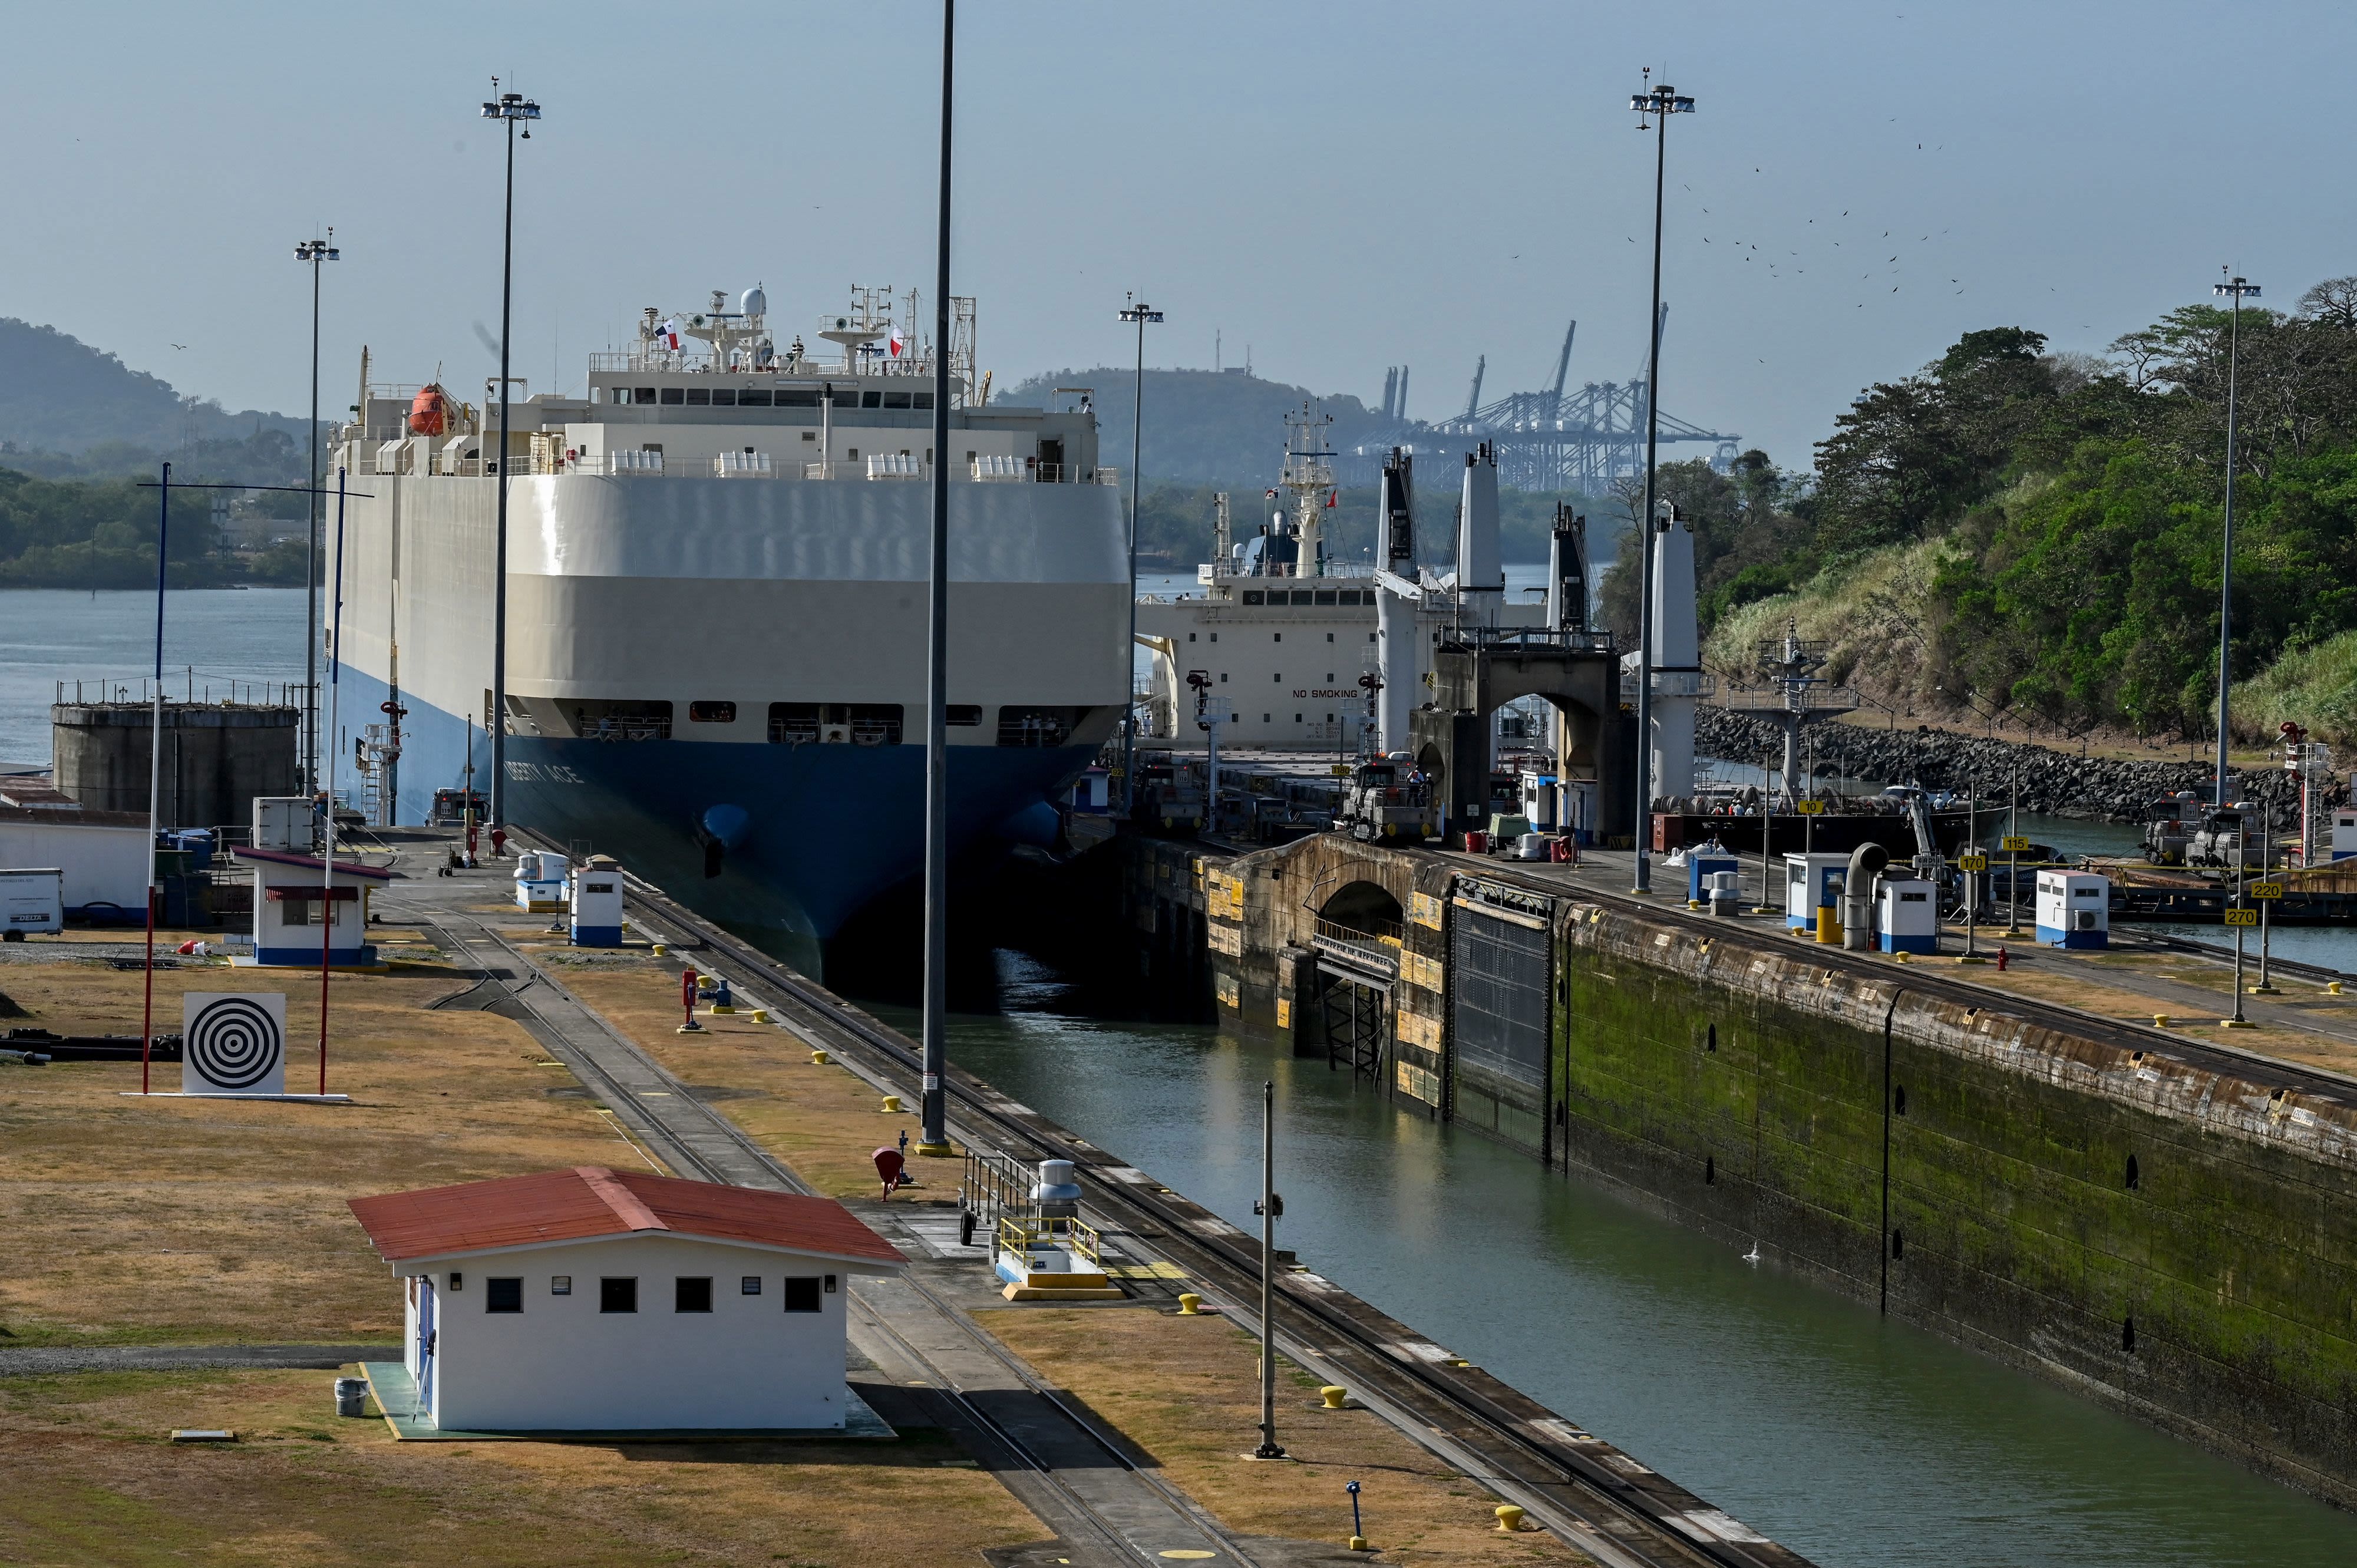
[
  {"left": 1628, "top": 72, "right": 1694, "bottom": 894},
  {"left": 2211, "top": 273, "right": 2259, "bottom": 810},
  {"left": 295, "top": 232, "right": 338, "bottom": 791},
  {"left": 1117, "top": 296, "right": 1163, "bottom": 811},
  {"left": 917, "top": 0, "right": 957, "bottom": 1159},
  {"left": 481, "top": 83, "right": 540, "bottom": 835}
]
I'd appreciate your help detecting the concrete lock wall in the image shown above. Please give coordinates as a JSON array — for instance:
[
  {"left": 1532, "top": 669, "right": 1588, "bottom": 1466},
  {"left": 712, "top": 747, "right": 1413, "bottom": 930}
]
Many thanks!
[
  {"left": 1199, "top": 831, "right": 2357, "bottom": 1503},
  {"left": 52, "top": 702, "right": 301, "bottom": 830}
]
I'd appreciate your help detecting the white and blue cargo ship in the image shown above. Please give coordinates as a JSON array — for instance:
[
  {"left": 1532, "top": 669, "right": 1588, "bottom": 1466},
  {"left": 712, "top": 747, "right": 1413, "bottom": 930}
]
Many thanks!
[{"left": 328, "top": 286, "right": 1127, "bottom": 960}]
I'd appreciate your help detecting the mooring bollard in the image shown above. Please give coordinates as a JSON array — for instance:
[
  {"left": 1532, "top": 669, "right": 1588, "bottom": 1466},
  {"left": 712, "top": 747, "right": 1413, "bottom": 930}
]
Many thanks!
[
  {"left": 1321, "top": 1385, "right": 1348, "bottom": 1409},
  {"left": 1176, "top": 1292, "right": 1203, "bottom": 1315},
  {"left": 1493, "top": 1504, "right": 1527, "bottom": 1533},
  {"left": 880, "top": 1094, "right": 902, "bottom": 1114},
  {"left": 810, "top": 1049, "right": 830, "bottom": 1065}
]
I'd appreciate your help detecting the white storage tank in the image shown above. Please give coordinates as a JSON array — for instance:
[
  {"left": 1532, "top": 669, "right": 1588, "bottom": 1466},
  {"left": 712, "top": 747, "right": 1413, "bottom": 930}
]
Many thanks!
[
  {"left": 570, "top": 856, "right": 626, "bottom": 947},
  {"left": 1877, "top": 875, "right": 1937, "bottom": 954},
  {"left": 515, "top": 851, "right": 569, "bottom": 913},
  {"left": 0, "top": 867, "right": 65, "bottom": 939},
  {"left": 2036, "top": 870, "right": 2110, "bottom": 949}
]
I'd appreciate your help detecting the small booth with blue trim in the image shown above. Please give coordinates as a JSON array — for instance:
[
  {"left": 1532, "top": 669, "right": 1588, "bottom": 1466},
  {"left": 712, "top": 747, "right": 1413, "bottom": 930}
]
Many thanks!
[
  {"left": 232, "top": 846, "right": 393, "bottom": 967},
  {"left": 2035, "top": 870, "right": 2110, "bottom": 949},
  {"left": 1782, "top": 851, "right": 1851, "bottom": 934}
]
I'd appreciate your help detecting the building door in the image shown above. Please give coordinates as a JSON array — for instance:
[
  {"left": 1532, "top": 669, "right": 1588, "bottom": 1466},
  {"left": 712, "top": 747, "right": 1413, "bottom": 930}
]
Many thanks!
[
  {"left": 1448, "top": 903, "right": 1552, "bottom": 1157},
  {"left": 415, "top": 1278, "right": 437, "bottom": 1417},
  {"left": 1037, "top": 438, "right": 1065, "bottom": 479}
]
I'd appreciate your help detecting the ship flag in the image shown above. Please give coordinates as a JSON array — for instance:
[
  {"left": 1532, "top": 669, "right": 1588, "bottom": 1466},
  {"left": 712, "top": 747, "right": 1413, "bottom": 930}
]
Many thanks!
[
  {"left": 660, "top": 318, "right": 682, "bottom": 350},
  {"left": 889, "top": 328, "right": 906, "bottom": 358}
]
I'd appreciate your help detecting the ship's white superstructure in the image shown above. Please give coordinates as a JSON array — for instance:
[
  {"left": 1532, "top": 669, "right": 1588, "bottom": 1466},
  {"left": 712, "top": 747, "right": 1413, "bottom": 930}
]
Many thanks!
[{"left": 325, "top": 286, "right": 1127, "bottom": 955}]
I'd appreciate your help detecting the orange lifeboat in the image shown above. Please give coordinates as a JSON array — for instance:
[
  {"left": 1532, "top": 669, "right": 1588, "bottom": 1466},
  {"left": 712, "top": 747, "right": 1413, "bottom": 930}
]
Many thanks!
[{"left": 408, "top": 384, "right": 451, "bottom": 437}]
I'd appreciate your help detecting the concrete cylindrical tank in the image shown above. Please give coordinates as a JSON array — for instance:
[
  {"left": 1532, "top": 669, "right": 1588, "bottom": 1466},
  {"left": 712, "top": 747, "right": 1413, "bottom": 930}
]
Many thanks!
[{"left": 51, "top": 702, "right": 301, "bottom": 831}]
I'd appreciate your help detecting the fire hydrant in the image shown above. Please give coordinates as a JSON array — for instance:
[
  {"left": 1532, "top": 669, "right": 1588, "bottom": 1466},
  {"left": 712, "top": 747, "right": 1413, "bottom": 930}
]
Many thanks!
[{"left": 1996, "top": 945, "right": 2009, "bottom": 972}]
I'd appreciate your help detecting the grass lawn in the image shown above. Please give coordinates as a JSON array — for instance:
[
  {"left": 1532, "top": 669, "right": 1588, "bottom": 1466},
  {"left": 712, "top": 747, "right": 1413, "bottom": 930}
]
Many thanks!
[
  {"left": 983, "top": 1307, "right": 1595, "bottom": 1565},
  {"left": 0, "top": 1368, "right": 1038, "bottom": 1568}
]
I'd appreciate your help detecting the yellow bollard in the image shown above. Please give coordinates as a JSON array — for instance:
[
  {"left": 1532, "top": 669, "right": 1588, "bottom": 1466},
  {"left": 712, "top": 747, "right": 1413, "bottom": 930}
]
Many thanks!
[
  {"left": 1321, "top": 1385, "right": 1348, "bottom": 1409},
  {"left": 810, "top": 1049, "right": 830, "bottom": 1065},
  {"left": 1349, "top": 1536, "right": 1369, "bottom": 1553},
  {"left": 1814, "top": 907, "right": 1841, "bottom": 945},
  {"left": 1176, "top": 1293, "right": 1203, "bottom": 1315},
  {"left": 880, "top": 1094, "right": 903, "bottom": 1114},
  {"left": 1494, "top": 1504, "right": 1527, "bottom": 1533},
  {"left": 1894, "top": 951, "right": 1911, "bottom": 964},
  {"left": 750, "top": 1009, "right": 770, "bottom": 1023},
  {"left": 651, "top": 943, "right": 667, "bottom": 957},
  {"left": 2331, "top": 982, "right": 2345, "bottom": 996},
  {"left": 2153, "top": 1015, "right": 2170, "bottom": 1028}
]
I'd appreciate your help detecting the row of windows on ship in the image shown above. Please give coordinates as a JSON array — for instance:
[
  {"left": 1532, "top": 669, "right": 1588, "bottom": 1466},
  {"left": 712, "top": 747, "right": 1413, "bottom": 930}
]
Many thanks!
[
  {"left": 546, "top": 699, "right": 1087, "bottom": 748},
  {"left": 601, "top": 385, "right": 936, "bottom": 410}
]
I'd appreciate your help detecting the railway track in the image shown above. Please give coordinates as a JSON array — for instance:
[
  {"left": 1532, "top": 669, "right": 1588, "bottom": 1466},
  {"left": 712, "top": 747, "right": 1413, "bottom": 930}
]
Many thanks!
[{"left": 605, "top": 867, "right": 1810, "bottom": 1568}]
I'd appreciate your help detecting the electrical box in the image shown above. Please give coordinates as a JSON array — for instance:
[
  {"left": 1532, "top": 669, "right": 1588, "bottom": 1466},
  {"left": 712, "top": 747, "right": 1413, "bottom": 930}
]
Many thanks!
[
  {"left": 252, "top": 796, "right": 315, "bottom": 853},
  {"left": 1877, "top": 875, "right": 1937, "bottom": 954},
  {"left": 569, "top": 856, "right": 626, "bottom": 947},
  {"left": 2035, "top": 870, "right": 2110, "bottom": 949},
  {"left": 1687, "top": 846, "right": 1740, "bottom": 905}
]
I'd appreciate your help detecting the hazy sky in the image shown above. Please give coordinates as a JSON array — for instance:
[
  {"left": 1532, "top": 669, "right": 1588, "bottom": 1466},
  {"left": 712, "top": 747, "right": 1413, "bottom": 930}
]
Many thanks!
[{"left": 6, "top": 1, "right": 2353, "bottom": 471}]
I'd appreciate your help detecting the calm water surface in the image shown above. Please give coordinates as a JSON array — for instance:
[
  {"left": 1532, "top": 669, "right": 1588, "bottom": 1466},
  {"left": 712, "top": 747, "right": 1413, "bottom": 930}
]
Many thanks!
[{"left": 12, "top": 585, "right": 2356, "bottom": 1564}]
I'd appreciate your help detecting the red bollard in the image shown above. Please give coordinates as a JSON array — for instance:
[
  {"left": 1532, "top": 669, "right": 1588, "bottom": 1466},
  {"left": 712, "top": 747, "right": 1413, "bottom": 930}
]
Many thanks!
[{"left": 873, "top": 1147, "right": 906, "bottom": 1201}]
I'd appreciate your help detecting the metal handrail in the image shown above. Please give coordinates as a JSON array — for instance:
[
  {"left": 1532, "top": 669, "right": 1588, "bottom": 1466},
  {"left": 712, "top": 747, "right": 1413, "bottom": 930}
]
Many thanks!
[
  {"left": 996, "top": 1213, "right": 1103, "bottom": 1267},
  {"left": 1315, "top": 915, "right": 1403, "bottom": 949}
]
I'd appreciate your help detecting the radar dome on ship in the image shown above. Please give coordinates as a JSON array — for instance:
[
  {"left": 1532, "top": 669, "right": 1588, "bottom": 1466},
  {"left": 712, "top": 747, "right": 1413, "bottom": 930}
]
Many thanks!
[{"left": 741, "top": 285, "right": 767, "bottom": 318}]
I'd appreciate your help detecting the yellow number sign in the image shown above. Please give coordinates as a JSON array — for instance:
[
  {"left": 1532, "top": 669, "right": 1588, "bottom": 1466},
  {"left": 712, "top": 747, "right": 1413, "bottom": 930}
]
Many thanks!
[
  {"left": 2000, "top": 836, "right": 2031, "bottom": 853},
  {"left": 1958, "top": 853, "right": 1989, "bottom": 872},
  {"left": 2223, "top": 908, "right": 2259, "bottom": 927},
  {"left": 1794, "top": 798, "right": 1825, "bottom": 816},
  {"left": 2250, "top": 882, "right": 2285, "bottom": 900}
]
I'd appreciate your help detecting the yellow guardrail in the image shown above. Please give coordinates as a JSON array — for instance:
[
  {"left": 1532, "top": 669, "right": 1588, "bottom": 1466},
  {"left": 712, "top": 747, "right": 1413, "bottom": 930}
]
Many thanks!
[{"left": 996, "top": 1213, "right": 1104, "bottom": 1267}]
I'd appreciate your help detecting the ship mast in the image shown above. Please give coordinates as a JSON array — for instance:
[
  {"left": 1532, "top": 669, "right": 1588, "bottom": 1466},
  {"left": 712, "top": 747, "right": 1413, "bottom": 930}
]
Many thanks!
[{"left": 1278, "top": 402, "right": 1335, "bottom": 577}]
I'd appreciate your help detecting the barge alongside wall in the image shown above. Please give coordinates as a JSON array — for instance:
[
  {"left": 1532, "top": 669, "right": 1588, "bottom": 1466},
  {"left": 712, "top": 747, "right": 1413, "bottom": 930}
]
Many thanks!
[{"left": 1134, "top": 830, "right": 2357, "bottom": 1504}]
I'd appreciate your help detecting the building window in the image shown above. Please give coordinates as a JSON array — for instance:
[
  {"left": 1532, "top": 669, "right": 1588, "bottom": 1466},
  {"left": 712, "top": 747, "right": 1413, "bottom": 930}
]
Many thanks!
[
  {"left": 1243, "top": 591, "right": 1265, "bottom": 605},
  {"left": 685, "top": 387, "right": 711, "bottom": 405},
  {"left": 676, "top": 1277, "right": 714, "bottom": 1313},
  {"left": 600, "top": 1277, "right": 638, "bottom": 1313},
  {"left": 551, "top": 1275, "right": 572, "bottom": 1295},
  {"left": 447, "top": 1272, "right": 464, "bottom": 1292},
  {"left": 740, "top": 388, "right": 774, "bottom": 407},
  {"left": 711, "top": 388, "right": 736, "bottom": 406},
  {"left": 1219, "top": 672, "right": 1227, "bottom": 682},
  {"left": 1188, "top": 632, "right": 1196, "bottom": 642},
  {"left": 659, "top": 387, "right": 685, "bottom": 405},
  {"left": 741, "top": 1276, "right": 762, "bottom": 1295},
  {"left": 783, "top": 1277, "right": 823, "bottom": 1313},
  {"left": 486, "top": 1277, "right": 523, "bottom": 1313},
  {"left": 634, "top": 387, "right": 656, "bottom": 404}
]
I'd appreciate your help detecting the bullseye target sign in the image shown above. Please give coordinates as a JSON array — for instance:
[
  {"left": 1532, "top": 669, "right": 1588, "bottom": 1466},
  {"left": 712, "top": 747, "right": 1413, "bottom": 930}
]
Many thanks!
[{"left": 182, "top": 993, "right": 288, "bottom": 1097}]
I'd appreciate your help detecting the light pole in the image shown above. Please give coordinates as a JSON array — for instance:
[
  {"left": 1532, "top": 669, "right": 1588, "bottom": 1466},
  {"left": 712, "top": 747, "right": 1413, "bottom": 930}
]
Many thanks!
[
  {"left": 1118, "top": 296, "right": 1163, "bottom": 812},
  {"left": 481, "top": 83, "right": 540, "bottom": 835},
  {"left": 295, "top": 232, "right": 338, "bottom": 791},
  {"left": 917, "top": 0, "right": 956, "bottom": 1159},
  {"left": 1629, "top": 72, "right": 1694, "bottom": 894},
  {"left": 2211, "top": 273, "right": 2259, "bottom": 810}
]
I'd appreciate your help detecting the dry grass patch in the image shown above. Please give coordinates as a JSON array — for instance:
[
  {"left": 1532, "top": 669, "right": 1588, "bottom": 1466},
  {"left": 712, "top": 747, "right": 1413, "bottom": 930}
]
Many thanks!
[
  {"left": 0, "top": 957, "right": 649, "bottom": 1347},
  {"left": 0, "top": 1368, "right": 1038, "bottom": 1568},
  {"left": 983, "top": 1308, "right": 1593, "bottom": 1564},
  {"left": 555, "top": 964, "right": 958, "bottom": 1205}
]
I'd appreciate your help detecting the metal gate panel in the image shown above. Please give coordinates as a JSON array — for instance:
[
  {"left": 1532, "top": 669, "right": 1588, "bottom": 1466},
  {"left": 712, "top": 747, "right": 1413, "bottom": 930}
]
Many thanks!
[{"left": 1450, "top": 905, "right": 1549, "bottom": 1088}]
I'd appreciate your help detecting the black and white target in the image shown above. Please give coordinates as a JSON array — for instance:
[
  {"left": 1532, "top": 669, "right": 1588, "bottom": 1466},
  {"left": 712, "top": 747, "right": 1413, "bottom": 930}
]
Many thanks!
[{"left": 182, "top": 993, "right": 287, "bottom": 1096}]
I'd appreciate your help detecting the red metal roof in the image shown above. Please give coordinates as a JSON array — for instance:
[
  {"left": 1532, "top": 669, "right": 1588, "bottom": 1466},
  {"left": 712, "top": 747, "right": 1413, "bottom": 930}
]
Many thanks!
[
  {"left": 231, "top": 846, "right": 398, "bottom": 880},
  {"left": 347, "top": 1166, "right": 906, "bottom": 1267}
]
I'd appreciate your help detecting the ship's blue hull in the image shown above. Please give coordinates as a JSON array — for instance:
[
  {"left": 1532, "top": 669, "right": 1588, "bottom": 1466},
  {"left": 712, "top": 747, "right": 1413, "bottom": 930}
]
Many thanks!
[{"left": 335, "top": 668, "right": 1088, "bottom": 946}]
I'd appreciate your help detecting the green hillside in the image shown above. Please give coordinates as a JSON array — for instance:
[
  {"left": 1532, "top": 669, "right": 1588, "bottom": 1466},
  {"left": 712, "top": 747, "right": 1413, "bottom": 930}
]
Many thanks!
[{"left": 1681, "top": 281, "right": 2357, "bottom": 744}]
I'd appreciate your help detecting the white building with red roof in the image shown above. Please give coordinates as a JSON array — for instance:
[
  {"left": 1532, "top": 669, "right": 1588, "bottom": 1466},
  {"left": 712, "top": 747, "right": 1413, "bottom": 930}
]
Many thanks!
[{"left": 348, "top": 1166, "right": 905, "bottom": 1434}]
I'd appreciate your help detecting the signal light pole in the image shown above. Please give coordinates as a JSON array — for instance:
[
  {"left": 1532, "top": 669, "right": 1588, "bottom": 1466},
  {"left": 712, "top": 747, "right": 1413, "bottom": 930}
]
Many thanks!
[
  {"left": 481, "top": 82, "right": 541, "bottom": 835},
  {"left": 295, "top": 233, "right": 338, "bottom": 791},
  {"left": 2211, "top": 272, "right": 2260, "bottom": 810},
  {"left": 1628, "top": 72, "right": 1694, "bottom": 894},
  {"left": 1118, "top": 295, "right": 1163, "bottom": 813}
]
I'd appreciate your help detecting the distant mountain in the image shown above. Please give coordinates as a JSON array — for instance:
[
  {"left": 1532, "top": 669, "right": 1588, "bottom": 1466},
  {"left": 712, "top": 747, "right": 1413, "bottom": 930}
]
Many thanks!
[
  {"left": 995, "top": 367, "right": 1392, "bottom": 487},
  {"left": 0, "top": 318, "right": 310, "bottom": 470}
]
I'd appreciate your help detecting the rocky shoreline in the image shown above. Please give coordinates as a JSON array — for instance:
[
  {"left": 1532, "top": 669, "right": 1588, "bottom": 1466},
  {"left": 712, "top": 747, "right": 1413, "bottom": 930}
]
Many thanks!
[{"left": 1695, "top": 709, "right": 2330, "bottom": 824}]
